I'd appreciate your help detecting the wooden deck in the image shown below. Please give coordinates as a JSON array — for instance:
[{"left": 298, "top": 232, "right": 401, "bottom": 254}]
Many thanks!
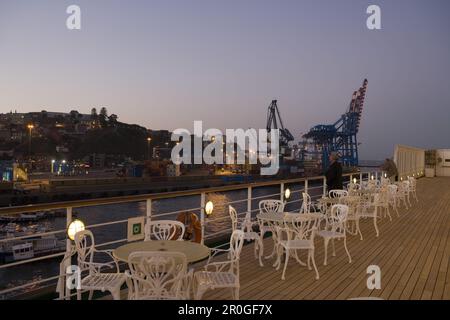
[{"left": 200, "top": 177, "right": 450, "bottom": 300}]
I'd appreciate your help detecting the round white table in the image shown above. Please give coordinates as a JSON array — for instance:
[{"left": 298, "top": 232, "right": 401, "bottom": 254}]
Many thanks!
[{"left": 113, "top": 240, "right": 210, "bottom": 264}]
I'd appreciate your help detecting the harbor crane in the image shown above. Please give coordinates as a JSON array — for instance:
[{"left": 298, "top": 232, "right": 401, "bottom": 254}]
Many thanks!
[
  {"left": 266, "top": 100, "right": 295, "bottom": 156},
  {"left": 302, "top": 79, "right": 368, "bottom": 171}
]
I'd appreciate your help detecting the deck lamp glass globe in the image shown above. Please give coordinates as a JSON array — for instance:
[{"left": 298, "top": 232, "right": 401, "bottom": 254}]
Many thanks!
[
  {"left": 371, "top": 175, "right": 374, "bottom": 180},
  {"left": 68, "top": 219, "right": 85, "bottom": 241},
  {"left": 205, "top": 201, "right": 214, "bottom": 216},
  {"left": 284, "top": 188, "right": 291, "bottom": 200},
  {"left": 353, "top": 178, "right": 357, "bottom": 184}
]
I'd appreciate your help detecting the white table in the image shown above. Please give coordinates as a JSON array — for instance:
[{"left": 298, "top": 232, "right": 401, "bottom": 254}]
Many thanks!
[{"left": 113, "top": 240, "right": 210, "bottom": 264}]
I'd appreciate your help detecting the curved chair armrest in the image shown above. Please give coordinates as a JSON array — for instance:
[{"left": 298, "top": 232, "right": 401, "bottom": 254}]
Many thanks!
[
  {"left": 204, "top": 259, "right": 237, "bottom": 273},
  {"left": 94, "top": 249, "right": 120, "bottom": 272},
  {"left": 84, "top": 260, "right": 116, "bottom": 274},
  {"left": 207, "top": 248, "right": 231, "bottom": 264}
]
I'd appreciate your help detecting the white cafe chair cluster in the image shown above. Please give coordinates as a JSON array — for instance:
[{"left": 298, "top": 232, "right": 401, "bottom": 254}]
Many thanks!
[
  {"left": 57, "top": 174, "right": 419, "bottom": 300},
  {"left": 58, "top": 217, "right": 248, "bottom": 300}
]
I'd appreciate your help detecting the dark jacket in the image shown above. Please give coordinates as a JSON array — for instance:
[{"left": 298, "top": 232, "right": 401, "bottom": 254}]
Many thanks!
[{"left": 325, "top": 161, "right": 343, "bottom": 191}]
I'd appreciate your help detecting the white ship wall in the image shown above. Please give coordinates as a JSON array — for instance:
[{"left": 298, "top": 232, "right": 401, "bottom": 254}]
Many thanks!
[{"left": 436, "top": 149, "right": 450, "bottom": 177}]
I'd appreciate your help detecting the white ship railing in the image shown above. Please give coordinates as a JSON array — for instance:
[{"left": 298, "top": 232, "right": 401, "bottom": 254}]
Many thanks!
[{"left": 0, "top": 170, "right": 402, "bottom": 300}]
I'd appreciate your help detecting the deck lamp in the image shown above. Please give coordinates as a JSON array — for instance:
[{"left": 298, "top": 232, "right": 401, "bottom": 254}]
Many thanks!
[
  {"left": 67, "top": 219, "right": 85, "bottom": 241},
  {"left": 353, "top": 178, "right": 357, "bottom": 184},
  {"left": 284, "top": 188, "right": 291, "bottom": 200},
  {"left": 205, "top": 201, "right": 214, "bottom": 216},
  {"left": 371, "top": 175, "right": 374, "bottom": 180},
  {"left": 384, "top": 173, "right": 387, "bottom": 178}
]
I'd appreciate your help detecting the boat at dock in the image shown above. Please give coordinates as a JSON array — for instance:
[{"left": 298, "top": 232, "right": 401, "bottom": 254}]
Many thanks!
[
  {"left": 0, "top": 223, "right": 65, "bottom": 264},
  {"left": 0, "top": 210, "right": 69, "bottom": 223}
]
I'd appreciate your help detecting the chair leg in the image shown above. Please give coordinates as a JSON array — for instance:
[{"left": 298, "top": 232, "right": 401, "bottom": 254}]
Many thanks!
[
  {"left": 77, "top": 289, "right": 81, "bottom": 300},
  {"left": 332, "top": 239, "right": 336, "bottom": 257},
  {"left": 257, "top": 238, "right": 264, "bottom": 267},
  {"left": 394, "top": 202, "right": 400, "bottom": 217},
  {"left": 310, "top": 249, "right": 319, "bottom": 280},
  {"left": 281, "top": 250, "right": 290, "bottom": 280},
  {"left": 356, "top": 219, "right": 363, "bottom": 240},
  {"left": 88, "top": 290, "right": 94, "bottom": 300},
  {"left": 111, "top": 289, "right": 121, "bottom": 300},
  {"left": 323, "top": 238, "right": 329, "bottom": 266},
  {"left": 386, "top": 206, "right": 392, "bottom": 221},
  {"left": 307, "top": 251, "right": 311, "bottom": 270},
  {"left": 231, "top": 287, "right": 240, "bottom": 300},
  {"left": 195, "top": 286, "right": 206, "bottom": 300},
  {"left": 373, "top": 216, "right": 379, "bottom": 237},
  {"left": 343, "top": 236, "right": 352, "bottom": 263}
]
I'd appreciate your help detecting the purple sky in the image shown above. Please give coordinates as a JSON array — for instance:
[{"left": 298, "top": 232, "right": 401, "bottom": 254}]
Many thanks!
[{"left": 1, "top": 0, "right": 449, "bottom": 160}]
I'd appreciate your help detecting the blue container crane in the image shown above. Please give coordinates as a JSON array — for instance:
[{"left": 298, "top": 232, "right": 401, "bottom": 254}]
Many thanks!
[{"left": 303, "top": 79, "right": 368, "bottom": 172}]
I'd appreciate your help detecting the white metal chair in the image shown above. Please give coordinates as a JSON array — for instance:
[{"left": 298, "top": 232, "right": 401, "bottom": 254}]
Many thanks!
[
  {"left": 380, "top": 177, "right": 390, "bottom": 186},
  {"left": 74, "top": 230, "right": 126, "bottom": 300},
  {"left": 357, "top": 193, "right": 381, "bottom": 238},
  {"left": 145, "top": 220, "right": 185, "bottom": 241},
  {"left": 387, "top": 184, "right": 400, "bottom": 217},
  {"left": 193, "top": 230, "right": 245, "bottom": 300},
  {"left": 274, "top": 214, "right": 320, "bottom": 280},
  {"left": 258, "top": 199, "right": 285, "bottom": 238},
  {"left": 316, "top": 204, "right": 352, "bottom": 266},
  {"left": 377, "top": 186, "right": 392, "bottom": 221},
  {"left": 126, "top": 251, "right": 190, "bottom": 300},
  {"left": 258, "top": 199, "right": 285, "bottom": 259},
  {"left": 229, "top": 206, "right": 263, "bottom": 267},
  {"left": 347, "top": 183, "right": 361, "bottom": 195},
  {"left": 408, "top": 177, "right": 419, "bottom": 202},
  {"left": 328, "top": 190, "right": 348, "bottom": 198},
  {"left": 300, "top": 192, "right": 321, "bottom": 213},
  {"left": 395, "top": 181, "right": 410, "bottom": 209}
]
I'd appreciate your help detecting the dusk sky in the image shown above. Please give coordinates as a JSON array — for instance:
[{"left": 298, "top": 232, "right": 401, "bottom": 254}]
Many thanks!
[{"left": 1, "top": 0, "right": 449, "bottom": 160}]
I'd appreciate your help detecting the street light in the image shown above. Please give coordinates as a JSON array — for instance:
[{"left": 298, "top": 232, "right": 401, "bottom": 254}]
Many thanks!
[
  {"left": 147, "top": 137, "right": 152, "bottom": 160},
  {"left": 27, "top": 124, "right": 34, "bottom": 156}
]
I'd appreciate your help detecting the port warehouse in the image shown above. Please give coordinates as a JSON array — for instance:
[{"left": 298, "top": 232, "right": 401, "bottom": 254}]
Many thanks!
[{"left": 0, "top": 144, "right": 426, "bottom": 299}]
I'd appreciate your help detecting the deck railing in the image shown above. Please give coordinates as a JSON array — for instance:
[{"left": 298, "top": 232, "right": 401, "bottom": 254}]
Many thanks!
[{"left": 0, "top": 170, "right": 387, "bottom": 299}]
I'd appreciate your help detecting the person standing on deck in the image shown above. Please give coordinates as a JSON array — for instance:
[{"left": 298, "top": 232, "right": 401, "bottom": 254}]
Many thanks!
[
  {"left": 380, "top": 158, "right": 399, "bottom": 183},
  {"left": 325, "top": 152, "right": 343, "bottom": 194}
]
